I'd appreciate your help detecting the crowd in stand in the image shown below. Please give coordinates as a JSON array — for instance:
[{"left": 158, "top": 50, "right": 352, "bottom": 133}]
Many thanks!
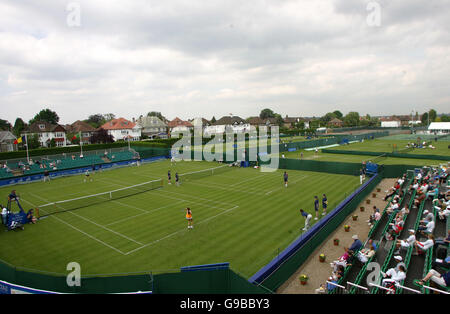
[{"left": 316, "top": 164, "right": 449, "bottom": 294}]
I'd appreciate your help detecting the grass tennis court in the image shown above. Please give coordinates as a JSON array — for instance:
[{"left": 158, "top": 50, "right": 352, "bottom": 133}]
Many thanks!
[
  {"left": 279, "top": 136, "right": 449, "bottom": 166},
  {"left": 0, "top": 159, "right": 360, "bottom": 279},
  {"left": 328, "top": 138, "right": 450, "bottom": 155},
  {"left": 280, "top": 150, "right": 448, "bottom": 166}
]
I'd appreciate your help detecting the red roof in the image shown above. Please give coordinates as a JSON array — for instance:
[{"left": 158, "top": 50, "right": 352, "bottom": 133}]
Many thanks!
[
  {"left": 168, "top": 117, "right": 193, "bottom": 128},
  {"left": 101, "top": 118, "right": 136, "bottom": 130}
]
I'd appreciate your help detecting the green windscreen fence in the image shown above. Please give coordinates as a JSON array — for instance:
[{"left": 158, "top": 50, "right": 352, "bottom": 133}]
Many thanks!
[
  {"left": 0, "top": 261, "right": 267, "bottom": 294},
  {"left": 153, "top": 269, "right": 269, "bottom": 294}
]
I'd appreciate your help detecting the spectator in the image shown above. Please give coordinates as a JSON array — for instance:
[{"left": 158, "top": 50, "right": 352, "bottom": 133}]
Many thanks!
[
  {"left": 368, "top": 206, "right": 381, "bottom": 227},
  {"left": 414, "top": 190, "right": 427, "bottom": 208},
  {"left": 394, "top": 229, "right": 416, "bottom": 254},
  {"left": 426, "top": 187, "right": 439, "bottom": 200},
  {"left": 330, "top": 250, "right": 354, "bottom": 272},
  {"left": 356, "top": 242, "right": 376, "bottom": 263},
  {"left": 432, "top": 256, "right": 450, "bottom": 271},
  {"left": 421, "top": 210, "right": 435, "bottom": 222},
  {"left": 386, "top": 215, "right": 404, "bottom": 240},
  {"left": 417, "top": 215, "right": 435, "bottom": 235},
  {"left": 384, "top": 182, "right": 401, "bottom": 201},
  {"left": 414, "top": 234, "right": 435, "bottom": 255},
  {"left": 437, "top": 205, "right": 450, "bottom": 221},
  {"left": 381, "top": 265, "right": 406, "bottom": 288},
  {"left": 408, "top": 179, "right": 419, "bottom": 194},
  {"left": 345, "top": 235, "right": 363, "bottom": 253},
  {"left": 416, "top": 269, "right": 450, "bottom": 289}
]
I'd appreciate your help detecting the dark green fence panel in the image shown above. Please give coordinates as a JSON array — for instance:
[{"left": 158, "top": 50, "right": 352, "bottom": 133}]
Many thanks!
[{"left": 153, "top": 269, "right": 268, "bottom": 294}]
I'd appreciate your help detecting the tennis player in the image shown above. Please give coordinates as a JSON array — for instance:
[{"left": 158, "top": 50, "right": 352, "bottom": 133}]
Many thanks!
[
  {"left": 322, "top": 194, "right": 328, "bottom": 216},
  {"left": 168, "top": 170, "right": 172, "bottom": 185},
  {"left": 300, "top": 209, "right": 312, "bottom": 231},
  {"left": 186, "top": 207, "right": 193, "bottom": 229},
  {"left": 84, "top": 170, "right": 92, "bottom": 182},
  {"left": 314, "top": 196, "right": 319, "bottom": 220},
  {"left": 284, "top": 171, "right": 288, "bottom": 188}
]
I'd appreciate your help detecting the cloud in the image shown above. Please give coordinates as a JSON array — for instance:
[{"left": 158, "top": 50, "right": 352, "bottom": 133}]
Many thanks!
[{"left": 1, "top": 0, "right": 450, "bottom": 124}]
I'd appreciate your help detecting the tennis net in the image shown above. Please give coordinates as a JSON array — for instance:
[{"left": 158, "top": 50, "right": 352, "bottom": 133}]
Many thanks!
[
  {"left": 37, "top": 179, "right": 163, "bottom": 217},
  {"left": 178, "top": 165, "right": 232, "bottom": 183},
  {"left": 365, "top": 153, "right": 387, "bottom": 165}
]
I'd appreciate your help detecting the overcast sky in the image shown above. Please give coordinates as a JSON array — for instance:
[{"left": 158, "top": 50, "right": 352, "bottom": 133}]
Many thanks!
[{"left": 1, "top": 0, "right": 449, "bottom": 125}]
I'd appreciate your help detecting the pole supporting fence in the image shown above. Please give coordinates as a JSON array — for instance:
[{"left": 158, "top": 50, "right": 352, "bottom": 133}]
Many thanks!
[
  {"left": 421, "top": 285, "right": 450, "bottom": 295},
  {"left": 368, "top": 282, "right": 394, "bottom": 293},
  {"left": 346, "top": 281, "right": 369, "bottom": 292},
  {"left": 395, "top": 284, "right": 422, "bottom": 294}
]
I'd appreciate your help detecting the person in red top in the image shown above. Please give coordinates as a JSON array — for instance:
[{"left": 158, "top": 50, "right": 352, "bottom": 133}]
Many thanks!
[{"left": 384, "top": 182, "right": 401, "bottom": 201}]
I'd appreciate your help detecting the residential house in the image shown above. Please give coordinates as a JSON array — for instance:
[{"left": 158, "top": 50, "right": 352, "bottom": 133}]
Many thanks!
[
  {"left": 204, "top": 115, "right": 250, "bottom": 135},
  {"left": 65, "top": 120, "right": 97, "bottom": 145},
  {"left": 0, "top": 131, "right": 17, "bottom": 152},
  {"left": 380, "top": 117, "right": 401, "bottom": 128},
  {"left": 328, "top": 118, "right": 344, "bottom": 128},
  {"left": 136, "top": 116, "right": 168, "bottom": 138},
  {"left": 168, "top": 117, "right": 193, "bottom": 135},
  {"left": 101, "top": 117, "right": 141, "bottom": 142},
  {"left": 189, "top": 117, "right": 210, "bottom": 136},
  {"left": 247, "top": 117, "right": 279, "bottom": 128},
  {"left": 283, "top": 116, "right": 310, "bottom": 129},
  {"left": 26, "top": 121, "right": 67, "bottom": 147}
]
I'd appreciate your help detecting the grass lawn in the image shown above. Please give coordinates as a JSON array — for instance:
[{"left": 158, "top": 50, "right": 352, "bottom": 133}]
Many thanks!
[
  {"left": 279, "top": 149, "right": 449, "bottom": 166},
  {"left": 0, "top": 159, "right": 360, "bottom": 279},
  {"left": 328, "top": 138, "right": 450, "bottom": 156}
]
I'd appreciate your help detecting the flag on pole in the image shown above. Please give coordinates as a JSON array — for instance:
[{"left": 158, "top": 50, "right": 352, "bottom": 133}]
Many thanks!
[
  {"left": 13, "top": 136, "right": 26, "bottom": 145},
  {"left": 72, "top": 133, "right": 80, "bottom": 141}
]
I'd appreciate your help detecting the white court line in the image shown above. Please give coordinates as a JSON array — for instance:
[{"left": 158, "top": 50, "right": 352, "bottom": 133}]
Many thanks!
[
  {"left": 229, "top": 173, "right": 269, "bottom": 187},
  {"left": 28, "top": 192, "right": 144, "bottom": 246},
  {"left": 186, "top": 181, "right": 265, "bottom": 196},
  {"left": 21, "top": 197, "right": 126, "bottom": 255},
  {"left": 98, "top": 177, "right": 238, "bottom": 207},
  {"left": 265, "top": 175, "right": 309, "bottom": 195},
  {"left": 124, "top": 205, "right": 239, "bottom": 255},
  {"left": 105, "top": 200, "right": 186, "bottom": 227}
]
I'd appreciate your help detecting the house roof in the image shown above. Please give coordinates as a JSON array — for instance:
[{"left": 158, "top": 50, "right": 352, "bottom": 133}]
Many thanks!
[
  {"left": 168, "top": 117, "right": 193, "bottom": 128},
  {"left": 136, "top": 116, "right": 167, "bottom": 128},
  {"left": 0, "top": 131, "right": 16, "bottom": 142},
  {"left": 101, "top": 118, "right": 136, "bottom": 130},
  {"left": 213, "top": 116, "right": 246, "bottom": 126},
  {"left": 379, "top": 116, "right": 402, "bottom": 122},
  {"left": 248, "top": 117, "right": 278, "bottom": 125},
  {"left": 27, "top": 121, "right": 66, "bottom": 133},
  {"left": 189, "top": 118, "right": 210, "bottom": 126},
  {"left": 329, "top": 118, "right": 343, "bottom": 123},
  {"left": 284, "top": 116, "right": 305, "bottom": 123},
  {"left": 66, "top": 120, "right": 96, "bottom": 133}
]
